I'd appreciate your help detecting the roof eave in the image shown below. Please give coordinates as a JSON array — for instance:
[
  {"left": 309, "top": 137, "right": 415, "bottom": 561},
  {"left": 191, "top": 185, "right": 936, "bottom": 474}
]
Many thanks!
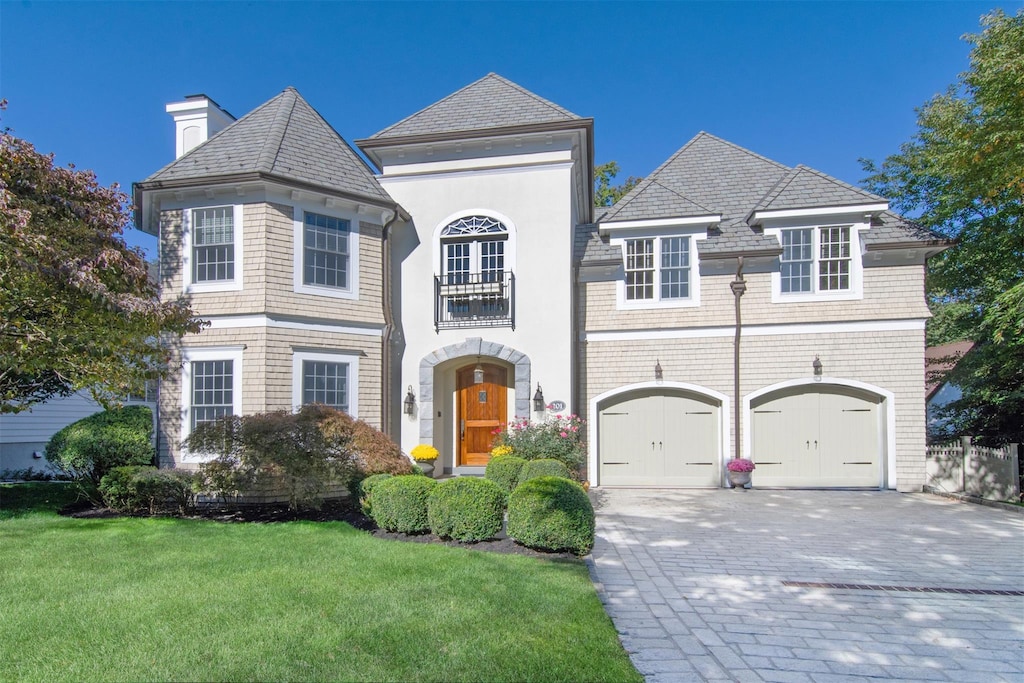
[
  {"left": 697, "top": 247, "right": 784, "bottom": 260},
  {"left": 134, "top": 171, "right": 410, "bottom": 221},
  {"left": 356, "top": 118, "right": 594, "bottom": 151}
]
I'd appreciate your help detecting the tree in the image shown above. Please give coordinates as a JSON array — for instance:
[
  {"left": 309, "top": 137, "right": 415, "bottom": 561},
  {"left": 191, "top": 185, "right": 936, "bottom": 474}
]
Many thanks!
[
  {"left": 594, "top": 161, "right": 641, "bottom": 207},
  {"left": 0, "top": 110, "right": 202, "bottom": 413},
  {"left": 861, "top": 10, "right": 1023, "bottom": 444}
]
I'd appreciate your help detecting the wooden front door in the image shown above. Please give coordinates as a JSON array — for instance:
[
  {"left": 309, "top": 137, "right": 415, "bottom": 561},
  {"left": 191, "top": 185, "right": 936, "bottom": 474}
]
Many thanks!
[{"left": 457, "top": 363, "right": 507, "bottom": 466}]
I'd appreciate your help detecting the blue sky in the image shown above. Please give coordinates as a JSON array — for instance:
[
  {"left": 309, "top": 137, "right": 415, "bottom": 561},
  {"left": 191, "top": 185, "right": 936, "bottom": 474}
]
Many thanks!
[{"left": 2, "top": 1, "right": 1016, "bottom": 257}]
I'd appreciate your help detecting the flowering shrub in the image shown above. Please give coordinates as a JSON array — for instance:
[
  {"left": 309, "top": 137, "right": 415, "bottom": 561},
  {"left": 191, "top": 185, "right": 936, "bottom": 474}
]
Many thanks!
[
  {"left": 726, "top": 458, "right": 756, "bottom": 473},
  {"left": 410, "top": 444, "right": 439, "bottom": 462},
  {"left": 491, "top": 415, "right": 586, "bottom": 476},
  {"left": 490, "top": 444, "right": 513, "bottom": 458}
]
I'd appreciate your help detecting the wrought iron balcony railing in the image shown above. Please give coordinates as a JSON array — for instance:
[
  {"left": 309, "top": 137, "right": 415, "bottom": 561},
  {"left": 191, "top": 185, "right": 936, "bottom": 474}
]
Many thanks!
[{"left": 434, "top": 272, "right": 515, "bottom": 331}]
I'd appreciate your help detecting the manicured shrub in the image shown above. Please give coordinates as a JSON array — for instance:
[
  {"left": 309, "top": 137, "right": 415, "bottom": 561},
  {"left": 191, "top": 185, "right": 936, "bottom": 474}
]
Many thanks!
[
  {"left": 357, "top": 473, "right": 393, "bottom": 516},
  {"left": 370, "top": 475, "right": 437, "bottom": 534},
  {"left": 507, "top": 476, "right": 595, "bottom": 555},
  {"left": 99, "top": 466, "right": 154, "bottom": 512},
  {"left": 45, "top": 406, "right": 155, "bottom": 485},
  {"left": 428, "top": 477, "right": 505, "bottom": 542},
  {"left": 517, "top": 458, "right": 571, "bottom": 486},
  {"left": 99, "top": 466, "right": 197, "bottom": 515},
  {"left": 186, "top": 405, "right": 360, "bottom": 510},
  {"left": 485, "top": 455, "right": 527, "bottom": 494}
]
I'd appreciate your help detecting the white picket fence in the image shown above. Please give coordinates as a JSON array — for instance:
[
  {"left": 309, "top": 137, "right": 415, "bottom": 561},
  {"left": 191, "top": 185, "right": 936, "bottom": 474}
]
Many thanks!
[{"left": 926, "top": 437, "right": 1021, "bottom": 502}]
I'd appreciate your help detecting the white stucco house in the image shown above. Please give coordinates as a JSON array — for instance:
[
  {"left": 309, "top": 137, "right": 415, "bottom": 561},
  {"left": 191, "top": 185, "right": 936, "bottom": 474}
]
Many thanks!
[{"left": 134, "top": 74, "right": 946, "bottom": 492}]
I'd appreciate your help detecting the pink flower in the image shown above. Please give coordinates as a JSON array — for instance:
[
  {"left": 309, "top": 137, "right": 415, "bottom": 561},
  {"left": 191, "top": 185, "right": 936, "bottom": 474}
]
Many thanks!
[{"left": 560, "top": 431, "right": 568, "bottom": 438}]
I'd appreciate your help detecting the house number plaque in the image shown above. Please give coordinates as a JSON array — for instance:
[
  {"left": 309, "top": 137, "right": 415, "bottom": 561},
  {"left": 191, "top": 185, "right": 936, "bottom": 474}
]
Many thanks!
[{"left": 548, "top": 400, "right": 566, "bottom": 411}]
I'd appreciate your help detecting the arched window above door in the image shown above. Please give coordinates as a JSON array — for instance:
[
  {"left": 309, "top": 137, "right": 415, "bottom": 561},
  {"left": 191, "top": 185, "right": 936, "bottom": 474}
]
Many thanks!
[{"left": 435, "top": 214, "right": 516, "bottom": 330}]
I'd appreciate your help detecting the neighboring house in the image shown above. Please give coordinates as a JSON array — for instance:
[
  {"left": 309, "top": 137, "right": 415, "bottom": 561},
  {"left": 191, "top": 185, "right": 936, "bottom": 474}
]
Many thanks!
[
  {"left": 925, "top": 340, "right": 974, "bottom": 439},
  {"left": 135, "top": 74, "right": 946, "bottom": 491},
  {"left": 0, "top": 389, "right": 155, "bottom": 472}
]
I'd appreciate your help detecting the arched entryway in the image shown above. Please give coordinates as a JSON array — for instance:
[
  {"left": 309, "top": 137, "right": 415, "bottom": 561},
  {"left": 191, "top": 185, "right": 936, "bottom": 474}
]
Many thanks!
[
  {"left": 590, "top": 382, "right": 728, "bottom": 487},
  {"left": 745, "top": 379, "right": 892, "bottom": 488}
]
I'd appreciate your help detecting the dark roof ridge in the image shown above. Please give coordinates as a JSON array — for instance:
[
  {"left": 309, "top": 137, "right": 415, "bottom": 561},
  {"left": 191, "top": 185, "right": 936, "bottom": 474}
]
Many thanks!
[
  {"left": 256, "top": 88, "right": 297, "bottom": 173},
  {"left": 485, "top": 72, "right": 580, "bottom": 120},
  {"left": 747, "top": 166, "right": 800, "bottom": 220},
  {"left": 602, "top": 179, "right": 716, "bottom": 222},
  {"left": 791, "top": 163, "right": 887, "bottom": 203}
]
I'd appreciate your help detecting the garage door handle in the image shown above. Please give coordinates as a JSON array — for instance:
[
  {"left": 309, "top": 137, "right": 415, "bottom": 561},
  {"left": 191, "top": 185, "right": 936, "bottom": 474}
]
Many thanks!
[
  {"left": 604, "top": 462, "right": 629, "bottom": 465},
  {"left": 806, "top": 440, "right": 810, "bottom": 449},
  {"left": 686, "top": 462, "right": 713, "bottom": 466},
  {"left": 659, "top": 441, "right": 663, "bottom": 450},
  {"left": 844, "top": 461, "right": 872, "bottom": 465}
]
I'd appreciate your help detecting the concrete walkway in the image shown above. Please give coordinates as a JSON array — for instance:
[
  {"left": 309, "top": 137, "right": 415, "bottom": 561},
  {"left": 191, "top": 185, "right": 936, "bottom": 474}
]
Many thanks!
[{"left": 588, "top": 489, "right": 1024, "bottom": 682}]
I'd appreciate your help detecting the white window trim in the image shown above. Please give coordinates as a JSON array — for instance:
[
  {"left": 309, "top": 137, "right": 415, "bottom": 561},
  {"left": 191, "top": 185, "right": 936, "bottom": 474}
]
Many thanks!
[
  {"left": 179, "top": 346, "right": 244, "bottom": 463},
  {"left": 291, "top": 350, "right": 360, "bottom": 418},
  {"left": 765, "top": 220, "right": 867, "bottom": 303},
  {"left": 181, "top": 204, "right": 244, "bottom": 294},
  {"left": 609, "top": 229, "right": 701, "bottom": 310},
  {"left": 293, "top": 204, "right": 361, "bottom": 300},
  {"left": 431, "top": 209, "right": 518, "bottom": 278}
]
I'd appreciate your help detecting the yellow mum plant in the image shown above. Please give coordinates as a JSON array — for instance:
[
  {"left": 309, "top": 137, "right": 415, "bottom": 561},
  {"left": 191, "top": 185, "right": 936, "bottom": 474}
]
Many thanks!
[
  {"left": 491, "top": 445, "right": 513, "bottom": 458},
  {"left": 410, "top": 444, "right": 439, "bottom": 462}
]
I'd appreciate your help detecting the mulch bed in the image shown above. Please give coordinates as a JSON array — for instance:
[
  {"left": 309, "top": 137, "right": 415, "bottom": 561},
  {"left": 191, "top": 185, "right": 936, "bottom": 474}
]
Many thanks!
[{"left": 59, "top": 499, "right": 581, "bottom": 562}]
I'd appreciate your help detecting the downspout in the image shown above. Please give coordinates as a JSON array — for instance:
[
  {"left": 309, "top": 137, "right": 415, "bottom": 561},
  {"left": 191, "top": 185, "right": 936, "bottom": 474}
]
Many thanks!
[
  {"left": 730, "top": 257, "right": 747, "bottom": 463},
  {"left": 380, "top": 209, "right": 402, "bottom": 439}
]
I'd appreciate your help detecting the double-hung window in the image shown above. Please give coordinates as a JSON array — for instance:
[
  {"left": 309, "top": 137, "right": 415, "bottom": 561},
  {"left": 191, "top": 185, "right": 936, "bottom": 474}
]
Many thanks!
[
  {"left": 303, "top": 212, "right": 350, "bottom": 289},
  {"left": 780, "top": 225, "right": 852, "bottom": 294},
  {"left": 292, "top": 351, "right": 359, "bottom": 417},
  {"left": 180, "top": 347, "right": 243, "bottom": 461},
  {"left": 192, "top": 207, "right": 234, "bottom": 283},
  {"left": 624, "top": 235, "right": 692, "bottom": 303}
]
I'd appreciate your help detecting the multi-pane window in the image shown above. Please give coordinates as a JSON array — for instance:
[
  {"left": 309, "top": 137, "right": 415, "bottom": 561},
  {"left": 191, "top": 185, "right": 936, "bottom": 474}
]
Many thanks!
[
  {"left": 192, "top": 207, "right": 234, "bottom": 282},
  {"left": 779, "top": 226, "right": 852, "bottom": 294},
  {"left": 625, "top": 236, "right": 692, "bottom": 302},
  {"left": 302, "top": 360, "right": 348, "bottom": 412},
  {"left": 304, "top": 212, "right": 350, "bottom": 289},
  {"left": 191, "top": 360, "right": 233, "bottom": 429}
]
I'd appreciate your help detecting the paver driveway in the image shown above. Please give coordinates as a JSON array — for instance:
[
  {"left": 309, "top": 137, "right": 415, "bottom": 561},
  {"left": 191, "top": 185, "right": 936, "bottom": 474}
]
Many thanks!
[{"left": 588, "top": 489, "right": 1023, "bottom": 682}]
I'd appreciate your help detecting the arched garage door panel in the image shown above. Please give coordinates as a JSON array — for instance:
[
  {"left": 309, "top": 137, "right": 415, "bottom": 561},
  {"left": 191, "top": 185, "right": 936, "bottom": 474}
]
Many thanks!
[
  {"left": 599, "top": 390, "right": 720, "bottom": 487},
  {"left": 752, "top": 387, "right": 881, "bottom": 487}
]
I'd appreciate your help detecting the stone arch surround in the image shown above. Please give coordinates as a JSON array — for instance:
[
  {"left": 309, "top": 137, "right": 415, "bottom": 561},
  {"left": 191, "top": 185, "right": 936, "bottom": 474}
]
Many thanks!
[{"left": 418, "top": 338, "right": 531, "bottom": 444}]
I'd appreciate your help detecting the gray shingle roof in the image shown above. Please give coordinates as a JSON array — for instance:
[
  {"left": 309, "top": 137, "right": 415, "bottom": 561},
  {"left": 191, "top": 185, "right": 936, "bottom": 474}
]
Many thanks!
[
  {"left": 596, "top": 132, "right": 939, "bottom": 258},
  {"left": 752, "top": 165, "right": 884, "bottom": 214},
  {"left": 142, "top": 87, "right": 392, "bottom": 204},
  {"left": 600, "top": 180, "right": 715, "bottom": 222},
  {"left": 575, "top": 224, "right": 619, "bottom": 264},
  {"left": 367, "top": 73, "right": 582, "bottom": 140}
]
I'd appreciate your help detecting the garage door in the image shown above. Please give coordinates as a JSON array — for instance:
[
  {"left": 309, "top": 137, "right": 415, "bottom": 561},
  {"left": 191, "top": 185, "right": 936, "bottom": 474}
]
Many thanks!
[
  {"left": 599, "top": 390, "right": 720, "bottom": 486},
  {"left": 751, "top": 388, "right": 881, "bottom": 487}
]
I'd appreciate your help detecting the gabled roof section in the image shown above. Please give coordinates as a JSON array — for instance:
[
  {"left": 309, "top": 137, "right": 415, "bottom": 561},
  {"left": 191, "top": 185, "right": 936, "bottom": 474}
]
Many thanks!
[
  {"left": 600, "top": 180, "right": 715, "bottom": 223},
  {"left": 751, "top": 164, "right": 885, "bottom": 214},
  {"left": 926, "top": 341, "right": 975, "bottom": 399},
  {"left": 141, "top": 87, "right": 392, "bottom": 204},
  {"left": 365, "top": 73, "right": 583, "bottom": 141}
]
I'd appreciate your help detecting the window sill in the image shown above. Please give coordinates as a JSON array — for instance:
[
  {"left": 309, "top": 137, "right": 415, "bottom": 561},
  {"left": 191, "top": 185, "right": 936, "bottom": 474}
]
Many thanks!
[{"left": 294, "top": 283, "right": 359, "bottom": 300}]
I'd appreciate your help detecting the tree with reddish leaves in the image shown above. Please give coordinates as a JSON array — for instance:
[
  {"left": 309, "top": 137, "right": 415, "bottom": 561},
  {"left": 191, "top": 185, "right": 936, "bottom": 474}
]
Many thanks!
[{"left": 0, "top": 104, "right": 202, "bottom": 413}]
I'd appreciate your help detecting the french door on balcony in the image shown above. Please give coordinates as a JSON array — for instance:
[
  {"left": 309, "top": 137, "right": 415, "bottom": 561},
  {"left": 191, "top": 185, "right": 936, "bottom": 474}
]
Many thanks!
[{"left": 439, "top": 238, "right": 509, "bottom": 323}]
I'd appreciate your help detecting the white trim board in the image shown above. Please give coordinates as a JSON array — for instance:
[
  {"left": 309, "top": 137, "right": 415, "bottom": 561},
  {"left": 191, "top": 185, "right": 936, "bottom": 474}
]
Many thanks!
[
  {"left": 202, "top": 314, "right": 384, "bottom": 337},
  {"left": 584, "top": 318, "right": 926, "bottom": 342}
]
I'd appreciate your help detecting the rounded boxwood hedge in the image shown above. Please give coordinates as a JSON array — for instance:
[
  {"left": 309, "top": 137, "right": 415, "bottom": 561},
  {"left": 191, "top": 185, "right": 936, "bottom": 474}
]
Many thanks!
[
  {"left": 517, "top": 458, "right": 571, "bottom": 487},
  {"left": 507, "top": 476, "right": 595, "bottom": 555},
  {"left": 370, "top": 475, "right": 437, "bottom": 533},
  {"left": 357, "top": 473, "right": 394, "bottom": 516},
  {"left": 427, "top": 477, "right": 505, "bottom": 542},
  {"left": 484, "top": 455, "right": 527, "bottom": 494},
  {"left": 45, "top": 406, "right": 155, "bottom": 485}
]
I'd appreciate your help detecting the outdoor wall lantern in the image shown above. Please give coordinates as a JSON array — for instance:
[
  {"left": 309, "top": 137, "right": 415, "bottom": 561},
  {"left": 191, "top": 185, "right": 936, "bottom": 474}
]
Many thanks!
[
  {"left": 654, "top": 360, "right": 664, "bottom": 383},
  {"left": 473, "top": 357, "right": 485, "bottom": 384},
  {"left": 403, "top": 386, "right": 416, "bottom": 415},
  {"left": 813, "top": 356, "right": 823, "bottom": 381},
  {"left": 533, "top": 384, "right": 546, "bottom": 413}
]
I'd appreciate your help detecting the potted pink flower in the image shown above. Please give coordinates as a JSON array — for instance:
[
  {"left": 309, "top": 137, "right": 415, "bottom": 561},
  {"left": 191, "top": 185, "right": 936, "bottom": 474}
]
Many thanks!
[{"left": 726, "top": 458, "right": 755, "bottom": 489}]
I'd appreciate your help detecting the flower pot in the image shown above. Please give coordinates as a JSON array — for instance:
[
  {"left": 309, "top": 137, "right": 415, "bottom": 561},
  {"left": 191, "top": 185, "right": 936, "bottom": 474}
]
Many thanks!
[
  {"left": 417, "top": 459, "right": 436, "bottom": 477},
  {"left": 727, "top": 470, "right": 751, "bottom": 489}
]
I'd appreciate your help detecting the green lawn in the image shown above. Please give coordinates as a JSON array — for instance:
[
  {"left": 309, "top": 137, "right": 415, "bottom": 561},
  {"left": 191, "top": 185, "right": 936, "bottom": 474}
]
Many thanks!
[{"left": 0, "top": 483, "right": 640, "bottom": 682}]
